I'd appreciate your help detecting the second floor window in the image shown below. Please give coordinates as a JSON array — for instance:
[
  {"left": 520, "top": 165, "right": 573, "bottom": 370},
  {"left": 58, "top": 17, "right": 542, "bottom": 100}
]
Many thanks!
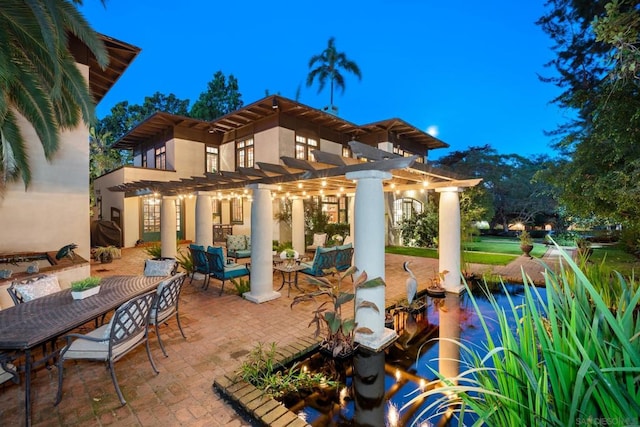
[
  {"left": 295, "top": 135, "right": 318, "bottom": 161},
  {"left": 236, "top": 138, "right": 254, "bottom": 168},
  {"left": 206, "top": 145, "right": 219, "bottom": 173},
  {"left": 155, "top": 145, "right": 166, "bottom": 170},
  {"left": 141, "top": 148, "right": 147, "bottom": 168},
  {"left": 342, "top": 146, "right": 352, "bottom": 158}
]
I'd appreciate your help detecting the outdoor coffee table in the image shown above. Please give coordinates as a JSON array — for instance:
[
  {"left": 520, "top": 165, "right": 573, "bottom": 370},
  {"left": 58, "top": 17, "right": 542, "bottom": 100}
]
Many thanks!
[
  {"left": 0, "top": 275, "right": 164, "bottom": 426},
  {"left": 274, "top": 264, "right": 306, "bottom": 297}
]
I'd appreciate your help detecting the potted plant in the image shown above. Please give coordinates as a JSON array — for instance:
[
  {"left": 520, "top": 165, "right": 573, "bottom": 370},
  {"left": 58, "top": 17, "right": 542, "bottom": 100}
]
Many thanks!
[
  {"left": 93, "top": 246, "right": 121, "bottom": 263},
  {"left": 70, "top": 276, "right": 101, "bottom": 299},
  {"left": 291, "top": 266, "right": 385, "bottom": 358},
  {"left": 519, "top": 229, "right": 534, "bottom": 257},
  {"left": 280, "top": 248, "right": 299, "bottom": 269}
]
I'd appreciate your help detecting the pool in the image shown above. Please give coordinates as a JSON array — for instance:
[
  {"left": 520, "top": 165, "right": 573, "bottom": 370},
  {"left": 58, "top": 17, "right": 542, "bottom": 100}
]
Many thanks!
[{"left": 289, "top": 284, "right": 544, "bottom": 426}]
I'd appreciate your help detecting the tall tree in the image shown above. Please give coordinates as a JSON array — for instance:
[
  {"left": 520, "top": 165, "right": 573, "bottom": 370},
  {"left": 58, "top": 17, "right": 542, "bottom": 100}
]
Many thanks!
[
  {"left": 190, "top": 71, "right": 243, "bottom": 121},
  {"left": 537, "top": 0, "right": 640, "bottom": 224},
  {"left": 0, "top": 0, "right": 108, "bottom": 189},
  {"left": 306, "top": 37, "right": 362, "bottom": 110}
]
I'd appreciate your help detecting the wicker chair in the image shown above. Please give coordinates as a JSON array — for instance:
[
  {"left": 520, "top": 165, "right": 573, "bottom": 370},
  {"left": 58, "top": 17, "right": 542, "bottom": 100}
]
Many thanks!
[
  {"left": 148, "top": 273, "right": 187, "bottom": 357},
  {"left": 55, "top": 291, "right": 158, "bottom": 406}
]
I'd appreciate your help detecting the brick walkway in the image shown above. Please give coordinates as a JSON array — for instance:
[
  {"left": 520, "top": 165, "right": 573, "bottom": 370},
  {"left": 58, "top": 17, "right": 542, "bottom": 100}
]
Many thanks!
[{"left": 0, "top": 245, "right": 568, "bottom": 426}]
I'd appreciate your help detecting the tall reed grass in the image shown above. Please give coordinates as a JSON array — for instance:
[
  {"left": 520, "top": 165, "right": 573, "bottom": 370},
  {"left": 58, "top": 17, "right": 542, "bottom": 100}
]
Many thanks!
[{"left": 404, "top": 245, "right": 640, "bottom": 426}]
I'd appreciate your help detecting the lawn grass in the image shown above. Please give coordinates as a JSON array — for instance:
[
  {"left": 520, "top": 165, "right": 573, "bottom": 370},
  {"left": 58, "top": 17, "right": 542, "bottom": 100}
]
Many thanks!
[
  {"left": 463, "top": 236, "right": 547, "bottom": 257},
  {"left": 385, "top": 245, "right": 518, "bottom": 266},
  {"left": 590, "top": 244, "right": 639, "bottom": 277}
]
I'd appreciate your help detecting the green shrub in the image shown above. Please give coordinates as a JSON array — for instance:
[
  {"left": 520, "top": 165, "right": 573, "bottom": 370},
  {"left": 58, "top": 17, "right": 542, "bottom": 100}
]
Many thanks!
[
  {"left": 143, "top": 243, "right": 162, "bottom": 258},
  {"left": 239, "top": 342, "right": 336, "bottom": 398},
  {"left": 175, "top": 248, "right": 194, "bottom": 274},
  {"left": 231, "top": 277, "right": 250, "bottom": 295}
]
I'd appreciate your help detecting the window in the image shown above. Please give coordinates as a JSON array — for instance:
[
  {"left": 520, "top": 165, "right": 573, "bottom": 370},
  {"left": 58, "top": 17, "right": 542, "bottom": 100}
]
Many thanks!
[
  {"left": 155, "top": 146, "right": 166, "bottom": 170},
  {"left": 321, "top": 196, "right": 348, "bottom": 224},
  {"left": 393, "top": 198, "right": 423, "bottom": 225},
  {"left": 206, "top": 145, "right": 219, "bottom": 173},
  {"left": 230, "top": 197, "right": 243, "bottom": 224},
  {"left": 175, "top": 200, "right": 182, "bottom": 232},
  {"left": 342, "top": 146, "right": 352, "bottom": 158},
  {"left": 143, "top": 197, "right": 161, "bottom": 232},
  {"left": 393, "top": 146, "right": 425, "bottom": 163},
  {"left": 236, "top": 138, "right": 254, "bottom": 168},
  {"left": 211, "top": 199, "right": 221, "bottom": 224},
  {"left": 141, "top": 148, "right": 147, "bottom": 168},
  {"left": 295, "top": 135, "right": 318, "bottom": 161}
]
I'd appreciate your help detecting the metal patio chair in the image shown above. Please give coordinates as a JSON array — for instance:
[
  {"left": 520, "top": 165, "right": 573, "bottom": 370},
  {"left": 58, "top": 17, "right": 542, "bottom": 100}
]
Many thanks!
[
  {"left": 148, "top": 273, "right": 187, "bottom": 357},
  {"left": 204, "top": 246, "right": 249, "bottom": 295}
]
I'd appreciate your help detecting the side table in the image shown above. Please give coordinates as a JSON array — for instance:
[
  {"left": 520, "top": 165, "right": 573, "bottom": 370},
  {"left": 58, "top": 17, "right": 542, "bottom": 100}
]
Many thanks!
[{"left": 274, "top": 264, "right": 306, "bottom": 297}]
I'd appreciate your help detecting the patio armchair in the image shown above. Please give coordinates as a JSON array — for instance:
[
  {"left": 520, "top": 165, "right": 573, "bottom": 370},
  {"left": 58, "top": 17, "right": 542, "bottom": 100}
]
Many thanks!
[
  {"left": 204, "top": 246, "right": 250, "bottom": 295},
  {"left": 55, "top": 290, "right": 158, "bottom": 406},
  {"left": 148, "top": 273, "right": 187, "bottom": 357},
  {"left": 188, "top": 244, "right": 211, "bottom": 286},
  {"left": 306, "top": 233, "right": 327, "bottom": 253}
]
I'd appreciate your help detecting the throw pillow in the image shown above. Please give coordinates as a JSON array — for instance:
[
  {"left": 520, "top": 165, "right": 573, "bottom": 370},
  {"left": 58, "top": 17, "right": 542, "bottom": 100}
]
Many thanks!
[
  {"left": 14, "top": 275, "right": 61, "bottom": 302},
  {"left": 144, "top": 259, "right": 176, "bottom": 277}
]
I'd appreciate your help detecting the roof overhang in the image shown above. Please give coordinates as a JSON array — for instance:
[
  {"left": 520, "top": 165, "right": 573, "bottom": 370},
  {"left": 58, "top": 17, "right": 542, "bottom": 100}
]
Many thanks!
[{"left": 69, "top": 33, "right": 141, "bottom": 104}]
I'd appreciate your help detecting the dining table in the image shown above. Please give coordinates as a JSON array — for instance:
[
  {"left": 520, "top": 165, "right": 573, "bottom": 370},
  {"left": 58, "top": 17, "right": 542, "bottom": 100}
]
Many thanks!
[{"left": 0, "top": 275, "right": 165, "bottom": 426}]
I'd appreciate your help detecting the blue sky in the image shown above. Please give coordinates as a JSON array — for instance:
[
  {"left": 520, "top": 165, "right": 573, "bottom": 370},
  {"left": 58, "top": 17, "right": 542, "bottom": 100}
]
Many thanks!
[{"left": 80, "top": 1, "right": 566, "bottom": 159}]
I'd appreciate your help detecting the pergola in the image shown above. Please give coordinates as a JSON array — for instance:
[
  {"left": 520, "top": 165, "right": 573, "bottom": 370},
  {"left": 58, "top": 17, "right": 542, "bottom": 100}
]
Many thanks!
[
  {"left": 108, "top": 141, "right": 479, "bottom": 199},
  {"left": 108, "top": 141, "right": 481, "bottom": 351}
]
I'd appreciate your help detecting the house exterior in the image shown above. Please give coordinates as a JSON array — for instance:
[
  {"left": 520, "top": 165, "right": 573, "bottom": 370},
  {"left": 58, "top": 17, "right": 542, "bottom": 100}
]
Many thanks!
[
  {"left": 94, "top": 95, "right": 450, "bottom": 248},
  {"left": 0, "top": 34, "right": 139, "bottom": 306}
]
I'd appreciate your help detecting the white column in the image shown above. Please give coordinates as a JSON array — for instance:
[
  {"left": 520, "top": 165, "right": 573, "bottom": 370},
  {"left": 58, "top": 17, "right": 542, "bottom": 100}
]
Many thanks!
[
  {"left": 160, "top": 196, "right": 177, "bottom": 258},
  {"left": 291, "top": 197, "right": 305, "bottom": 255},
  {"left": 348, "top": 195, "right": 355, "bottom": 239},
  {"left": 436, "top": 187, "right": 465, "bottom": 293},
  {"left": 244, "top": 183, "right": 280, "bottom": 303},
  {"left": 195, "top": 192, "right": 213, "bottom": 247},
  {"left": 346, "top": 170, "right": 397, "bottom": 352}
]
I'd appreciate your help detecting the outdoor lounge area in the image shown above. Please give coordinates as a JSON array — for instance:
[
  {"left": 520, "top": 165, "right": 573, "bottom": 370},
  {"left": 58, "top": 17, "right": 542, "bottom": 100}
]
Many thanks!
[{"left": 0, "top": 245, "right": 556, "bottom": 426}]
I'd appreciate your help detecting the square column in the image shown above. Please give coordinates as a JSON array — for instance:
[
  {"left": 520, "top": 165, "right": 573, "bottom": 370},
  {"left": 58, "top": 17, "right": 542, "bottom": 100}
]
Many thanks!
[
  {"left": 244, "top": 184, "right": 281, "bottom": 303},
  {"left": 346, "top": 170, "right": 397, "bottom": 352},
  {"left": 160, "top": 196, "right": 177, "bottom": 258},
  {"left": 195, "top": 192, "right": 213, "bottom": 247}
]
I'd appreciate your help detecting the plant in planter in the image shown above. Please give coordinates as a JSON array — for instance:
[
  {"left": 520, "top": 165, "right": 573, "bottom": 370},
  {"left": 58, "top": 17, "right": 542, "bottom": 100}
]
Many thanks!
[
  {"left": 70, "top": 276, "right": 101, "bottom": 299},
  {"left": 231, "top": 277, "right": 250, "bottom": 296},
  {"left": 291, "top": 266, "right": 385, "bottom": 358},
  {"left": 93, "top": 246, "right": 121, "bottom": 263},
  {"left": 519, "top": 229, "right": 534, "bottom": 257}
]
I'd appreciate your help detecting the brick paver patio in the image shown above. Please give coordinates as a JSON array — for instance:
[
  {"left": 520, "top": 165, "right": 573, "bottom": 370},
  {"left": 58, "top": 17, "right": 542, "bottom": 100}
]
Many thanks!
[{"left": 0, "top": 245, "right": 568, "bottom": 426}]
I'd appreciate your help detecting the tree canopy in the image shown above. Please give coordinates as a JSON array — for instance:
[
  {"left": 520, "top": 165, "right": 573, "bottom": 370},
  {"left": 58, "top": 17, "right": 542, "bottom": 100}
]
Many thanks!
[
  {"left": 435, "top": 145, "right": 557, "bottom": 230},
  {"left": 0, "top": 0, "right": 107, "bottom": 189},
  {"left": 190, "top": 71, "right": 243, "bottom": 121},
  {"left": 537, "top": 0, "right": 640, "bottom": 225}
]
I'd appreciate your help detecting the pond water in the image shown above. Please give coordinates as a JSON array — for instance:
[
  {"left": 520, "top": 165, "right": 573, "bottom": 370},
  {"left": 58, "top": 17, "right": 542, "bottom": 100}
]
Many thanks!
[{"left": 287, "top": 284, "right": 545, "bottom": 426}]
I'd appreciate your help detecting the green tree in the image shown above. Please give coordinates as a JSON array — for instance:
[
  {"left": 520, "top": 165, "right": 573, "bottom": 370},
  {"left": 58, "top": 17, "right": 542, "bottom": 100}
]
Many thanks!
[
  {"left": 435, "top": 145, "right": 557, "bottom": 230},
  {"left": 0, "top": 0, "right": 108, "bottom": 189},
  {"left": 537, "top": 0, "right": 640, "bottom": 225},
  {"left": 190, "top": 71, "right": 243, "bottom": 121},
  {"left": 306, "top": 37, "right": 362, "bottom": 110}
]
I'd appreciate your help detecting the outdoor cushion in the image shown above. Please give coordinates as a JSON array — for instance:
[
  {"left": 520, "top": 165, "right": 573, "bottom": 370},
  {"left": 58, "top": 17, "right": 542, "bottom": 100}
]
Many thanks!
[
  {"left": 245, "top": 235, "right": 251, "bottom": 250},
  {"left": 13, "top": 275, "right": 61, "bottom": 302},
  {"left": 144, "top": 259, "right": 176, "bottom": 277},
  {"left": 189, "top": 244, "right": 205, "bottom": 251}
]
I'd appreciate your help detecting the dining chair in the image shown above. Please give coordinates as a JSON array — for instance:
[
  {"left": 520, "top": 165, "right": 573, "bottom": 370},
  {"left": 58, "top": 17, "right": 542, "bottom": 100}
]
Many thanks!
[
  {"left": 0, "top": 352, "right": 18, "bottom": 386},
  {"left": 148, "top": 273, "right": 187, "bottom": 357},
  {"left": 203, "top": 246, "right": 249, "bottom": 295},
  {"left": 187, "top": 244, "right": 210, "bottom": 287},
  {"left": 55, "top": 290, "right": 158, "bottom": 406}
]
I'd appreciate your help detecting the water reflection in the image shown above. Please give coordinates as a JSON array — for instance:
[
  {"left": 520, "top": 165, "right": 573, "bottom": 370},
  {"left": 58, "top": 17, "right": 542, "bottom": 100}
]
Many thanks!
[
  {"left": 438, "top": 293, "right": 461, "bottom": 382},
  {"left": 353, "top": 349, "right": 386, "bottom": 426}
]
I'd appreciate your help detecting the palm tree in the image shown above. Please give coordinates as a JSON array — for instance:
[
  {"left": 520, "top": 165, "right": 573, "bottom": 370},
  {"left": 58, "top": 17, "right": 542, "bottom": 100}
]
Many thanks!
[
  {"left": 0, "top": 0, "right": 108, "bottom": 190},
  {"left": 306, "top": 37, "right": 362, "bottom": 111}
]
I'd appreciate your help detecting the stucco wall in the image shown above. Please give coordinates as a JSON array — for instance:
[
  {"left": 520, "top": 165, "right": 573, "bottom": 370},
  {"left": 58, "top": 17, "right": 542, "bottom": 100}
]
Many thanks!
[{"left": 0, "top": 64, "right": 91, "bottom": 260}]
